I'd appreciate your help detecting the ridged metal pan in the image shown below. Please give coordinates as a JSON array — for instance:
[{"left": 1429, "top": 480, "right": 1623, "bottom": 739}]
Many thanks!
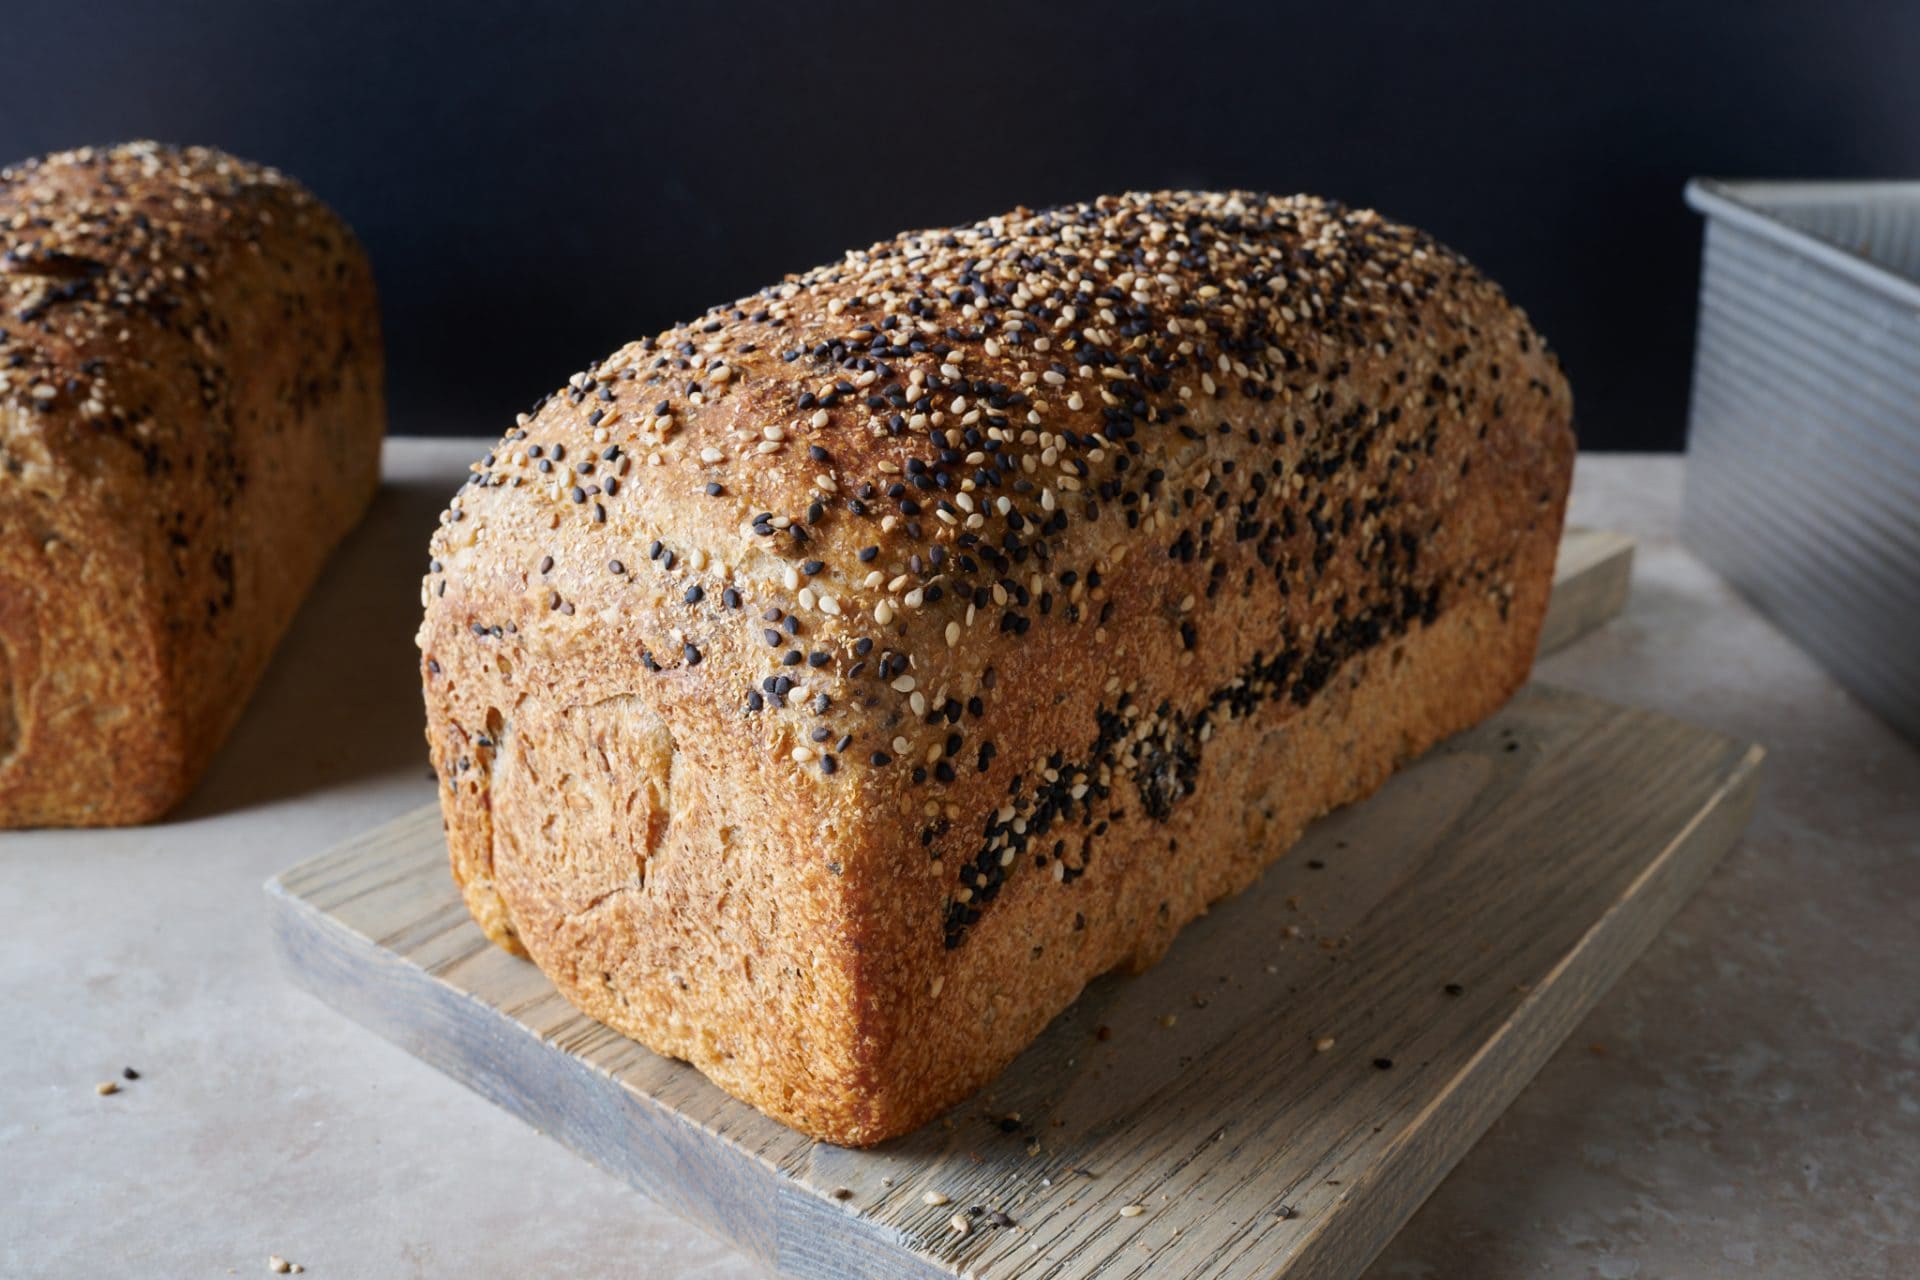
[{"left": 1682, "top": 178, "right": 1920, "bottom": 743}]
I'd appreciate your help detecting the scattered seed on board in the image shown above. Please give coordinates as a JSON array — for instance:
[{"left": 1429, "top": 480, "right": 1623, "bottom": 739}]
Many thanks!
[
  {"left": 1119, "top": 1204, "right": 1146, "bottom": 1218},
  {"left": 948, "top": 1213, "right": 971, "bottom": 1235},
  {"left": 94, "top": 1081, "right": 118, "bottom": 1096},
  {"left": 922, "top": 1191, "right": 950, "bottom": 1206},
  {"left": 1315, "top": 1035, "right": 1336, "bottom": 1052}
]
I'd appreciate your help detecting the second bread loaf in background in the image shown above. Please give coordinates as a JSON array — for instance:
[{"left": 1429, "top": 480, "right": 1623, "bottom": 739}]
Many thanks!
[{"left": 0, "top": 142, "right": 383, "bottom": 827}]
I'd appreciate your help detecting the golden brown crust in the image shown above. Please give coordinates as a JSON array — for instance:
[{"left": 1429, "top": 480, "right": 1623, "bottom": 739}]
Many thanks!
[
  {"left": 0, "top": 142, "right": 384, "bottom": 827},
  {"left": 419, "top": 190, "right": 1573, "bottom": 1144}
]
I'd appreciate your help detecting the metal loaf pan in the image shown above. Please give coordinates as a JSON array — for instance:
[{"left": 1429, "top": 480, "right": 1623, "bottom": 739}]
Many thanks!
[{"left": 1683, "top": 178, "right": 1920, "bottom": 742}]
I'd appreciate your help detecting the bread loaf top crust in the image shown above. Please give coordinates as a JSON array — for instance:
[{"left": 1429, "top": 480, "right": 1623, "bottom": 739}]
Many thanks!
[
  {"left": 1, "top": 143, "right": 367, "bottom": 492},
  {"left": 424, "top": 190, "right": 1570, "bottom": 959}
]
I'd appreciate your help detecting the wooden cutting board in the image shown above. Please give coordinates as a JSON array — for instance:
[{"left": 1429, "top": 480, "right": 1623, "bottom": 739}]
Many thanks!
[{"left": 268, "top": 528, "right": 1761, "bottom": 1280}]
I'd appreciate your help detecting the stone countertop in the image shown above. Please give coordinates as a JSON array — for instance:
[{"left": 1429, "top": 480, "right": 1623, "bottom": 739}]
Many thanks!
[{"left": 2, "top": 443, "right": 1913, "bottom": 1279}]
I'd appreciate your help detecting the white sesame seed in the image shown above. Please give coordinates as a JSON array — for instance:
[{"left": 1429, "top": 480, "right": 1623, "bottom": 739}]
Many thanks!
[
  {"left": 874, "top": 600, "right": 895, "bottom": 625},
  {"left": 699, "top": 447, "right": 723, "bottom": 463},
  {"left": 811, "top": 409, "right": 830, "bottom": 429},
  {"left": 891, "top": 674, "right": 916, "bottom": 693}
]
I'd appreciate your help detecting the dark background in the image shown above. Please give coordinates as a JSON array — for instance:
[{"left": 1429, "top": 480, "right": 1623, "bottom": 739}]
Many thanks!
[{"left": 6, "top": 1, "right": 1917, "bottom": 448}]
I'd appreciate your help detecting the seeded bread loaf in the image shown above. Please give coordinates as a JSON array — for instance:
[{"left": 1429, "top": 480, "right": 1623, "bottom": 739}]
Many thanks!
[
  {"left": 420, "top": 191, "right": 1573, "bottom": 1146},
  {"left": 0, "top": 143, "right": 383, "bottom": 827}
]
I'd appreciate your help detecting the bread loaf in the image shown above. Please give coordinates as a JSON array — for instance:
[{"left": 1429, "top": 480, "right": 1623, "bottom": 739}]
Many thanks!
[
  {"left": 420, "top": 191, "right": 1573, "bottom": 1145},
  {"left": 0, "top": 143, "right": 383, "bottom": 827}
]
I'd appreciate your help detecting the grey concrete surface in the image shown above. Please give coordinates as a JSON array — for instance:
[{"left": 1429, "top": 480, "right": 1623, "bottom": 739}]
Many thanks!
[{"left": 2, "top": 444, "right": 1913, "bottom": 1278}]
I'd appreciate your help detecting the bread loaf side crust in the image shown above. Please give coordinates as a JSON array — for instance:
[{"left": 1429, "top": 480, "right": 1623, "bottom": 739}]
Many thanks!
[
  {"left": 421, "top": 191, "right": 1572, "bottom": 1143},
  {"left": 0, "top": 143, "right": 384, "bottom": 827}
]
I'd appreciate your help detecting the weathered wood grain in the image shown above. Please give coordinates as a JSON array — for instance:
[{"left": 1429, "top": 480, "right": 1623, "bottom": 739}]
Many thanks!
[
  {"left": 1538, "top": 527, "right": 1634, "bottom": 656},
  {"left": 269, "top": 530, "right": 1763, "bottom": 1280}
]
